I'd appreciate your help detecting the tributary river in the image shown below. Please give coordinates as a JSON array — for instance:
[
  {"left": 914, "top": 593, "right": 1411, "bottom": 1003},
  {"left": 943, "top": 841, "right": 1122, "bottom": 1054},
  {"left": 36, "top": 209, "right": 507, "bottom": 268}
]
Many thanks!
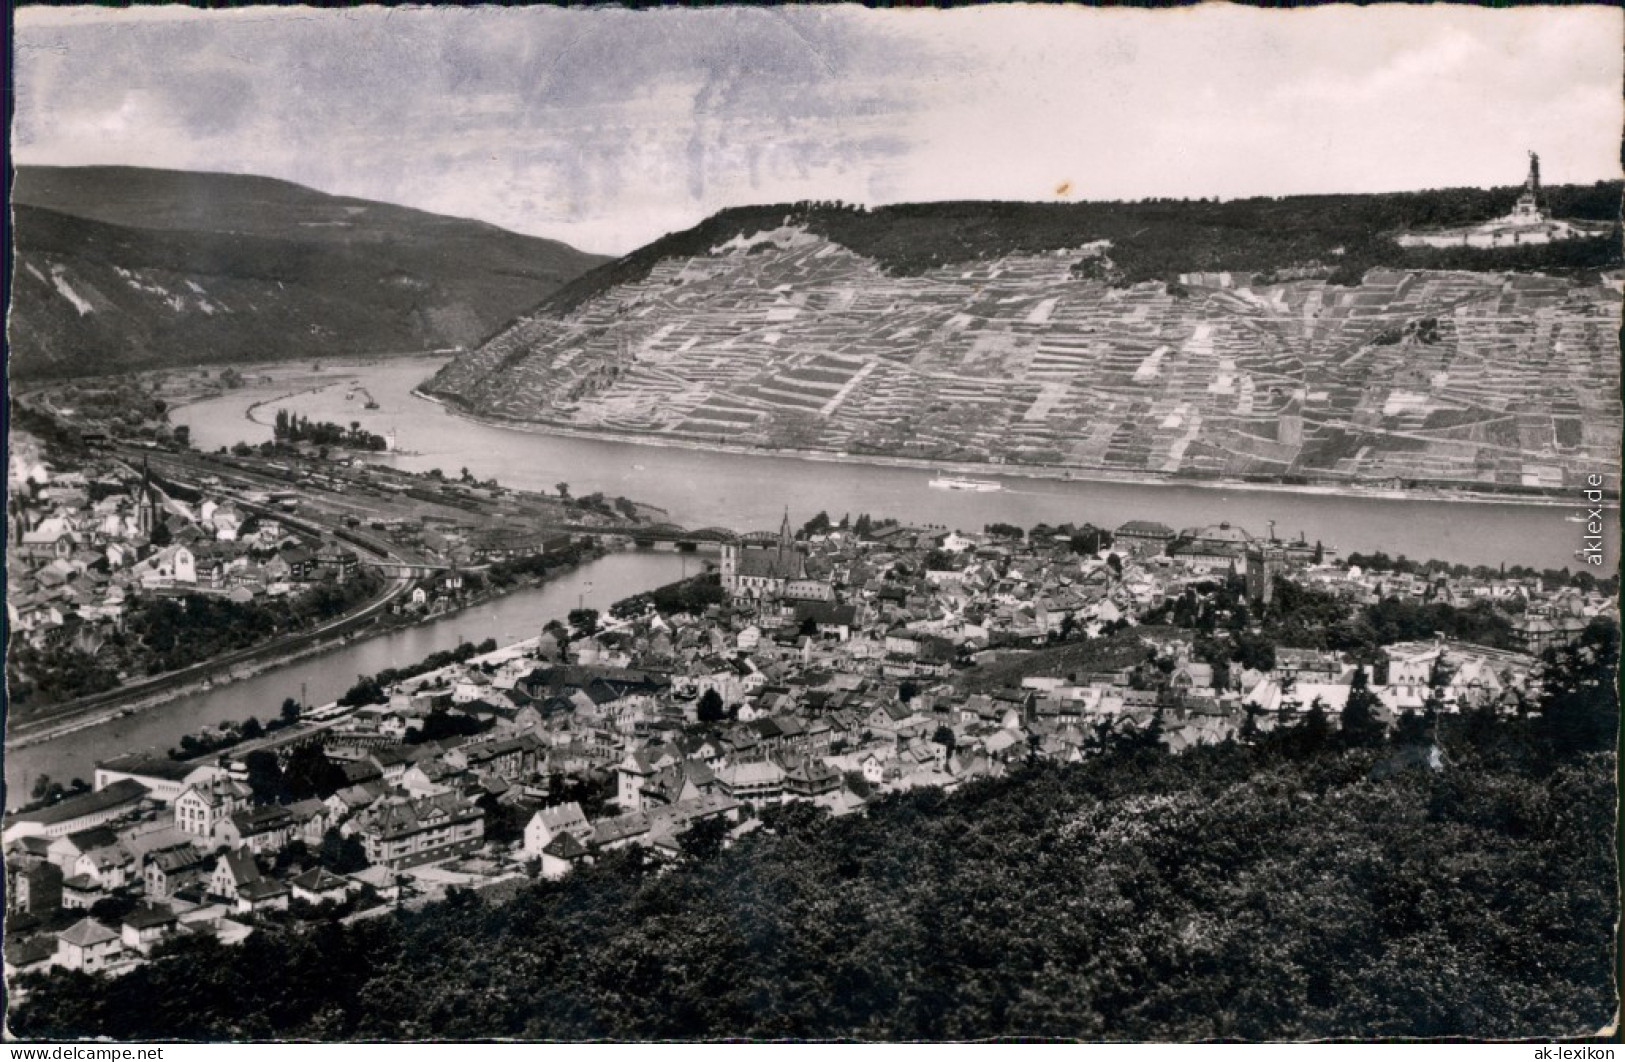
[{"left": 5, "top": 551, "right": 689, "bottom": 806}]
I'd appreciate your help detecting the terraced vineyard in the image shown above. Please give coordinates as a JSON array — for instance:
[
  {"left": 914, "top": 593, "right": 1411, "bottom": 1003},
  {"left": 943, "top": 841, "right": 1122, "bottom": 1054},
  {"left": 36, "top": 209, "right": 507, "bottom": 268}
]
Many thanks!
[{"left": 425, "top": 222, "right": 1620, "bottom": 493}]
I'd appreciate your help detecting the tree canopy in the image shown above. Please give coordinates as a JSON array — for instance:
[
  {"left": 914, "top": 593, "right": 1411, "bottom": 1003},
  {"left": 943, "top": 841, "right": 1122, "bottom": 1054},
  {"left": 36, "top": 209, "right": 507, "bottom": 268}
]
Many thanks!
[{"left": 10, "top": 609, "right": 1615, "bottom": 1043}]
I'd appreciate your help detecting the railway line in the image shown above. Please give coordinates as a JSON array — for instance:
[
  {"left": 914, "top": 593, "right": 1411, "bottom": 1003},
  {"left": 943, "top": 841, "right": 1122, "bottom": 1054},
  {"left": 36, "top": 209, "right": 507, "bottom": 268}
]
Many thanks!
[{"left": 6, "top": 448, "right": 423, "bottom": 746}]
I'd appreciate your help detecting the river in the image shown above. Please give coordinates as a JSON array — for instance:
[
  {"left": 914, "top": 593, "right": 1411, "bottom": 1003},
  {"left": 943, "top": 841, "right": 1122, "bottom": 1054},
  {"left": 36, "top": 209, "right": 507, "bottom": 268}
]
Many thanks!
[
  {"left": 18, "top": 357, "right": 1602, "bottom": 803},
  {"left": 174, "top": 355, "right": 1614, "bottom": 573},
  {"left": 5, "top": 551, "right": 691, "bottom": 807}
]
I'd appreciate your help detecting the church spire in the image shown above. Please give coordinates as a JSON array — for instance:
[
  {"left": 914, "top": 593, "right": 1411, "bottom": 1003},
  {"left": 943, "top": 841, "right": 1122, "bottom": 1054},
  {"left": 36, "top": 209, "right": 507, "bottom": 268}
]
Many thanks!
[
  {"left": 779, "top": 507, "right": 793, "bottom": 553},
  {"left": 138, "top": 455, "right": 155, "bottom": 536}
]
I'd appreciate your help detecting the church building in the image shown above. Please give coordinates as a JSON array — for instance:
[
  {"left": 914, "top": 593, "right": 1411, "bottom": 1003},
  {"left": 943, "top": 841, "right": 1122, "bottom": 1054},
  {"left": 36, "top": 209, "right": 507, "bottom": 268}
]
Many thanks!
[{"left": 720, "top": 512, "right": 833, "bottom": 604}]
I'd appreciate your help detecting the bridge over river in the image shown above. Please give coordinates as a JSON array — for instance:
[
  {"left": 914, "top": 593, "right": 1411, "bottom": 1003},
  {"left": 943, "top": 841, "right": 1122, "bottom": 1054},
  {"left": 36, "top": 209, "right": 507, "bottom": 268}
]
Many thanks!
[{"left": 623, "top": 524, "right": 735, "bottom": 553}]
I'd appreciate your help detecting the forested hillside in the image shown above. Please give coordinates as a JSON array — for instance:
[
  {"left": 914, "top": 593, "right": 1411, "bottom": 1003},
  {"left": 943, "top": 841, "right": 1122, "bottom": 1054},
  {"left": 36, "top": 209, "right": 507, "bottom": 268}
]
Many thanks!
[
  {"left": 9, "top": 166, "right": 609, "bottom": 379},
  {"left": 11, "top": 626, "right": 1616, "bottom": 1041},
  {"left": 542, "top": 181, "right": 1622, "bottom": 313}
]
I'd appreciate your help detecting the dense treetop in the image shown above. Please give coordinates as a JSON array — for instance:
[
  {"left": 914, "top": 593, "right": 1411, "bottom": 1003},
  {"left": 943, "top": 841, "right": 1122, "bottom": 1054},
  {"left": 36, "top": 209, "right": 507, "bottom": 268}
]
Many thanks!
[
  {"left": 11, "top": 619, "right": 1616, "bottom": 1041},
  {"left": 542, "top": 183, "right": 1623, "bottom": 313}
]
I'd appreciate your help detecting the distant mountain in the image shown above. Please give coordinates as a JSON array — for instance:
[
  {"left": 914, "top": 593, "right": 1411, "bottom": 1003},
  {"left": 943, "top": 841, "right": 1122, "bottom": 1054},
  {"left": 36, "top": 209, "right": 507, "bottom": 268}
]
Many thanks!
[
  {"left": 8, "top": 166, "right": 610, "bottom": 378},
  {"left": 425, "top": 189, "right": 1620, "bottom": 492}
]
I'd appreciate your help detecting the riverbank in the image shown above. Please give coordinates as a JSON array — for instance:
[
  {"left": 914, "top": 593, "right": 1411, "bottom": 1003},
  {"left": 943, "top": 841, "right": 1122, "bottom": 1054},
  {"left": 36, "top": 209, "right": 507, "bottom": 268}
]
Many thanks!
[
  {"left": 4, "top": 546, "right": 607, "bottom": 752},
  {"left": 413, "top": 387, "right": 1610, "bottom": 509},
  {"left": 155, "top": 352, "right": 457, "bottom": 413},
  {"left": 243, "top": 380, "right": 351, "bottom": 427},
  {"left": 6, "top": 551, "right": 692, "bottom": 807},
  {"left": 5, "top": 625, "right": 384, "bottom": 751},
  {"left": 174, "top": 359, "right": 1609, "bottom": 570}
]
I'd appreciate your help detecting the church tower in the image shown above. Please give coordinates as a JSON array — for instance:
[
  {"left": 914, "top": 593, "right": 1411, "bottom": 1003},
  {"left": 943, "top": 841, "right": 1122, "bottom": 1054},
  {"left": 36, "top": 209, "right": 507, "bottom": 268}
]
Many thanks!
[
  {"left": 136, "top": 456, "right": 156, "bottom": 536},
  {"left": 777, "top": 508, "right": 794, "bottom": 563}
]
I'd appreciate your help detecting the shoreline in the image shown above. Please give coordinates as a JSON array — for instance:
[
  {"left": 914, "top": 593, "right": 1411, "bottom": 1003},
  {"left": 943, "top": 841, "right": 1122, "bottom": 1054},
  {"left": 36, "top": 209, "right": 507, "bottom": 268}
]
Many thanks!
[
  {"left": 242, "top": 380, "right": 351, "bottom": 427},
  {"left": 156, "top": 351, "right": 449, "bottom": 414},
  {"left": 3, "top": 549, "right": 606, "bottom": 754},
  {"left": 411, "top": 387, "right": 1607, "bottom": 510},
  {"left": 4, "top": 625, "right": 384, "bottom": 751}
]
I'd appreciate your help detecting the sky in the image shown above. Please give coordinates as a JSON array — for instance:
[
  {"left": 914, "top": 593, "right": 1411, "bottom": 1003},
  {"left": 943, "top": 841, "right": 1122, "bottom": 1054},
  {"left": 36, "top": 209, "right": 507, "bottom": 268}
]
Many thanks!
[{"left": 13, "top": 4, "right": 1623, "bottom": 255}]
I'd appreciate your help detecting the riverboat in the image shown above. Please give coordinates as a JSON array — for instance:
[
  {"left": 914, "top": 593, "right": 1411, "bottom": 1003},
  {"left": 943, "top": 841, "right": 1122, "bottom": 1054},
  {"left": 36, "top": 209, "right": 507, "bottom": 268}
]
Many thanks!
[{"left": 928, "top": 475, "right": 1003, "bottom": 493}]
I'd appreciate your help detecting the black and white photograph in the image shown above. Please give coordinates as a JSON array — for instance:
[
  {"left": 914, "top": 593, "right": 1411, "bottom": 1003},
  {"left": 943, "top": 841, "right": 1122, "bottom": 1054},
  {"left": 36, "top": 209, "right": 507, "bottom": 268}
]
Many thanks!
[{"left": 4, "top": 1, "right": 1621, "bottom": 1045}]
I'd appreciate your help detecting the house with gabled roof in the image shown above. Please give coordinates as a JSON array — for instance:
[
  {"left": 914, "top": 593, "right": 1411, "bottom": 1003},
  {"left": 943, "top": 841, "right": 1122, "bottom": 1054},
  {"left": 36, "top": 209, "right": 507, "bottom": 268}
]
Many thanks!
[
  {"left": 324, "top": 780, "right": 388, "bottom": 821},
  {"left": 639, "top": 760, "right": 719, "bottom": 810},
  {"left": 217, "top": 805, "right": 298, "bottom": 855},
  {"left": 539, "top": 831, "right": 592, "bottom": 880},
  {"left": 45, "top": 826, "right": 121, "bottom": 873},
  {"left": 672, "top": 732, "right": 725, "bottom": 766},
  {"left": 523, "top": 801, "right": 592, "bottom": 857},
  {"left": 338, "top": 758, "right": 387, "bottom": 788},
  {"left": 55, "top": 917, "right": 124, "bottom": 972},
  {"left": 120, "top": 904, "right": 179, "bottom": 954},
  {"left": 865, "top": 701, "right": 926, "bottom": 741},
  {"left": 209, "top": 849, "right": 263, "bottom": 901},
  {"left": 445, "top": 736, "right": 531, "bottom": 780},
  {"left": 235, "top": 877, "right": 292, "bottom": 914},
  {"left": 793, "top": 600, "right": 859, "bottom": 641},
  {"left": 285, "top": 798, "right": 334, "bottom": 846},
  {"left": 144, "top": 842, "right": 211, "bottom": 900},
  {"left": 398, "top": 760, "right": 462, "bottom": 799},
  {"left": 174, "top": 777, "right": 253, "bottom": 838},
  {"left": 366, "top": 745, "right": 418, "bottom": 783},
  {"left": 289, "top": 867, "right": 357, "bottom": 906},
  {"left": 71, "top": 839, "right": 137, "bottom": 890},
  {"left": 615, "top": 746, "right": 682, "bottom": 811}
]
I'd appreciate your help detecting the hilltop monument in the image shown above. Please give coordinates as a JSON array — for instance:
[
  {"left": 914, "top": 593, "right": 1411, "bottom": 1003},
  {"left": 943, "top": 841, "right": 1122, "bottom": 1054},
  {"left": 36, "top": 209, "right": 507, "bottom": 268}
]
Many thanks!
[
  {"left": 1509, "top": 151, "right": 1544, "bottom": 223},
  {"left": 1398, "top": 150, "right": 1603, "bottom": 249}
]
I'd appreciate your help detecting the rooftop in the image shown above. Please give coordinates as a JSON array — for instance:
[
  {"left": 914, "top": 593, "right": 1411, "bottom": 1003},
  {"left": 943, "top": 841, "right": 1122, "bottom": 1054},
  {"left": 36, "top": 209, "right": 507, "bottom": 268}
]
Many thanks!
[
  {"left": 5, "top": 779, "right": 149, "bottom": 829},
  {"left": 57, "top": 917, "right": 119, "bottom": 948}
]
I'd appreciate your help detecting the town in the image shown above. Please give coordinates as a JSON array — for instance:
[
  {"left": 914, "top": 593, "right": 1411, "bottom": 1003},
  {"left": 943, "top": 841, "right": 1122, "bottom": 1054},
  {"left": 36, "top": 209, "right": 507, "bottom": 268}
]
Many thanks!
[
  {"left": 6, "top": 501, "right": 1614, "bottom": 984},
  {"left": 3, "top": 404, "right": 649, "bottom": 740},
  {"left": 8, "top": 6, "right": 1619, "bottom": 1042}
]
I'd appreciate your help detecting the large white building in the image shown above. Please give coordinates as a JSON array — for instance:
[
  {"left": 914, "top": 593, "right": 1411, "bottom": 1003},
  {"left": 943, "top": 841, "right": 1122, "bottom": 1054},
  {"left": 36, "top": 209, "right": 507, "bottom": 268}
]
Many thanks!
[
  {"left": 92, "top": 756, "right": 224, "bottom": 806},
  {"left": 173, "top": 778, "right": 254, "bottom": 839}
]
